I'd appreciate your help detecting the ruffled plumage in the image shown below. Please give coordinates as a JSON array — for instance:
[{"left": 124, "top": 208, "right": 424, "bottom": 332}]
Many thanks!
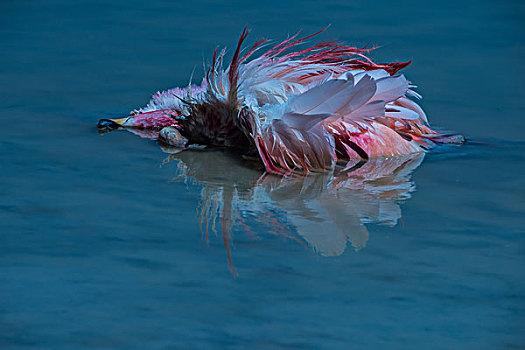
[{"left": 98, "top": 28, "right": 464, "bottom": 174}]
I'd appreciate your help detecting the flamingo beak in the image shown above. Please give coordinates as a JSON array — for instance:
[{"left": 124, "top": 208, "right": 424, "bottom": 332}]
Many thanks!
[
  {"left": 97, "top": 118, "right": 129, "bottom": 134},
  {"left": 107, "top": 118, "right": 128, "bottom": 125}
]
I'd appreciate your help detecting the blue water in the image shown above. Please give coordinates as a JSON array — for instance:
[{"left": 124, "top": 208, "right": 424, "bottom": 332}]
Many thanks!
[{"left": 1, "top": 1, "right": 524, "bottom": 349}]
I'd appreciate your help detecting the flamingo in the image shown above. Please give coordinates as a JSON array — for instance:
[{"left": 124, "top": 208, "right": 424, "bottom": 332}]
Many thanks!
[{"left": 98, "top": 28, "right": 464, "bottom": 174}]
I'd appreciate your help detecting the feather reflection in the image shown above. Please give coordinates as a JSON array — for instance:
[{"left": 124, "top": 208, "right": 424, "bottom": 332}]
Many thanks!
[{"left": 163, "top": 147, "right": 424, "bottom": 275}]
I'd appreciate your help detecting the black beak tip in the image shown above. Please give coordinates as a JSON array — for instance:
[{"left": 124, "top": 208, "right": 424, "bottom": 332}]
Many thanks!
[
  {"left": 97, "top": 119, "right": 122, "bottom": 128},
  {"left": 97, "top": 119, "right": 122, "bottom": 134}
]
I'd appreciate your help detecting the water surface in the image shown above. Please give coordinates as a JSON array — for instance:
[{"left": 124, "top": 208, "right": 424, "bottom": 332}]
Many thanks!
[{"left": 1, "top": 1, "right": 524, "bottom": 349}]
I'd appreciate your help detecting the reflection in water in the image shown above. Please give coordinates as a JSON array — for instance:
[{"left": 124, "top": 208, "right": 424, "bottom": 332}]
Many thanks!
[{"left": 163, "top": 147, "right": 424, "bottom": 275}]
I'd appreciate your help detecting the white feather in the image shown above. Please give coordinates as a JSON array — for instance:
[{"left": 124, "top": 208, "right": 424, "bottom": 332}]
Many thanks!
[
  {"left": 385, "top": 104, "right": 420, "bottom": 120},
  {"left": 371, "top": 74, "right": 409, "bottom": 103}
]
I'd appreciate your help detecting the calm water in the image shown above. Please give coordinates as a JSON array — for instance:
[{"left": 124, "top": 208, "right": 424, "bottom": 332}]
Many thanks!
[{"left": 1, "top": 1, "right": 524, "bottom": 349}]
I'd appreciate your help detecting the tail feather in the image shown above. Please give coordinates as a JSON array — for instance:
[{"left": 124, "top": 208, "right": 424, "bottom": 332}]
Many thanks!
[
  {"left": 393, "top": 96, "right": 428, "bottom": 124},
  {"left": 371, "top": 75, "right": 409, "bottom": 103}
]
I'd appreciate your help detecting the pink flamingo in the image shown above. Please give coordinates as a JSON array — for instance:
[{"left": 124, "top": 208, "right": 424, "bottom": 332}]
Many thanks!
[{"left": 98, "top": 28, "right": 464, "bottom": 174}]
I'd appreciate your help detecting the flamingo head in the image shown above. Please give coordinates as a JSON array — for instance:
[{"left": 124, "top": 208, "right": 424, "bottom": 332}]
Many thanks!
[
  {"left": 98, "top": 80, "right": 206, "bottom": 139},
  {"left": 97, "top": 109, "right": 180, "bottom": 138}
]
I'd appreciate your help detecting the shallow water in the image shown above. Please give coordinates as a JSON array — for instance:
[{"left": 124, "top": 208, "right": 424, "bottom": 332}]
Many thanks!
[{"left": 1, "top": 1, "right": 524, "bottom": 349}]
